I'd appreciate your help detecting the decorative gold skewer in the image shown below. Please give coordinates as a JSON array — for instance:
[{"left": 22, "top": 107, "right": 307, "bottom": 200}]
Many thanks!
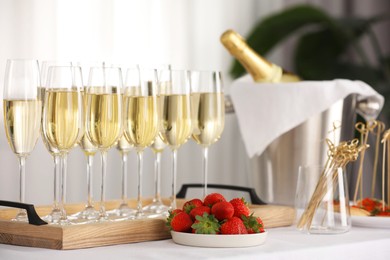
[
  {"left": 381, "top": 130, "right": 390, "bottom": 211},
  {"left": 383, "top": 135, "right": 390, "bottom": 208},
  {"left": 328, "top": 121, "right": 342, "bottom": 145},
  {"left": 371, "top": 121, "right": 385, "bottom": 198},
  {"left": 353, "top": 120, "right": 377, "bottom": 203}
]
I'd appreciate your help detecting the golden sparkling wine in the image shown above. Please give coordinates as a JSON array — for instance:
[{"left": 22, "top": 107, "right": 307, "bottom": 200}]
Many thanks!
[
  {"left": 42, "top": 90, "right": 82, "bottom": 151},
  {"left": 86, "top": 92, "right": 121, "bottom": 149},
  {"left": 79, "top": 90, "right": 98, "bottom": 156},
  {"left": 160, "top": 94, "right": 192, "bottom": 149},
  {"left": 151, "top": 95, "right": 167, "bottom": 153},
  {"left": 39, "top": 87, "right": 60, "bottom": 155},
  {"left": 3, "top": 100, "right": 42, "bottom": 155},
  {"left": 124, "top": 95, "right": 159, "bottom": 148},
  {"left": 191, "top": 93, "right": 225, "bottom": 147},
  {"left": 220, "top": 29, "right": 300, "bottom": 83}
]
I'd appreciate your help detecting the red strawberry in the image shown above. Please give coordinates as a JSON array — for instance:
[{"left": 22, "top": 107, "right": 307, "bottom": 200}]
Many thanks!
[
  {"left": 211, "top": 201, "right": 234, "bottom": 221},
  {"left": 183, "top": 198, "right": 203, "bottom": 214},
  {"left": 189, "top": 205, "right": 210, "bottom": 220},
  {"left": 203, "top": 193, "right": 226, "bottom": 207},
  {"left": 166, "top": 209, "right": 183, "bottom": 228},
  {"left": 220, "top": 217, "right": 248, "bottom": 234},
  {"left": 191, "top": 213, "right": 220, "bottom": 234},
  {"left": 230, "top": 198, "right": 250, "bottom": 218},
  {"left": 242, "top": 214, "right": 265, "bottom": 233},
  {"left": 170, "top": 212, "right": 193, "bottom": 232}
]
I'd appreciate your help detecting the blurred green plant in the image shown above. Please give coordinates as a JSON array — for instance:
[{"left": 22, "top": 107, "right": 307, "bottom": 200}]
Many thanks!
[{"left": 229, "top": 4, "right": 390, "bottom": 117}]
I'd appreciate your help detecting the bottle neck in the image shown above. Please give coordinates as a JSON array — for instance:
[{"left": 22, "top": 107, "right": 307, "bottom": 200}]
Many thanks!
[{"left": 221, "top": 30, "right": 299, "bottom": 83}]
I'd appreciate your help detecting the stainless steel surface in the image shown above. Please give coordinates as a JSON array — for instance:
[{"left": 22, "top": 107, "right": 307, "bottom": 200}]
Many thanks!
[{"left": 248, "top": 95, "right": 358, "bottom": 206}]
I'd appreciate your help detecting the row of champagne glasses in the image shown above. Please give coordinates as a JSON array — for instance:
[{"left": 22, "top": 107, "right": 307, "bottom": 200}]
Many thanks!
[{"left": 3, "top": 59, "right": 225, "bottom": 224}]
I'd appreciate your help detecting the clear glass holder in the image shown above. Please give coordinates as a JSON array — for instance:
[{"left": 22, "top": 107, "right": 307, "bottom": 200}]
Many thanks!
[{"left": 296, "top": 165, "right": 351, "bottom": 234}]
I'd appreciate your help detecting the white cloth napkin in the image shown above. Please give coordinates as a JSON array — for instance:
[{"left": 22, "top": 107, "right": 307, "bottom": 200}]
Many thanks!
[{"left": 229, "top": 75, "right": 384, "bottom": 158}]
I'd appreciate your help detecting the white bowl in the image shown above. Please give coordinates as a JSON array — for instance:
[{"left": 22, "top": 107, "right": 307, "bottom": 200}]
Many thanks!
[{"left": 170, "top": 231, "right": 267, "bottom": 248}]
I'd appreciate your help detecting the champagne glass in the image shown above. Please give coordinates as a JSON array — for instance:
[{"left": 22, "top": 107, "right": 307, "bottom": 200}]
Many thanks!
[
  {"left": 85, "top": 67, "right": 122, "bottom": 221},
  {"left": 71, "top": 61, "right": 105, "bottom": 222},
  {"left": 159, "top": 70, "right": 192, "bottom": 210},
  {"left": 109, "top": 67, "right": 138, "bottom": 219},
  {"left": 123, "top": 68, "right": 159, "bottom": 218},
  {"left": 40, "top": 60, "right": 72, "bottom": 223},
  {"left": 190, "top": 71, "right": 225, "bottom": 198},
  {"left": 143, "top": 67, "right": 171, "bottom": 216},
  {"left": 41, "top": 66, "right": 84, "bottom": 225},
  {"left": 3, "top": 59, "right": 42, "bottom": 221}
]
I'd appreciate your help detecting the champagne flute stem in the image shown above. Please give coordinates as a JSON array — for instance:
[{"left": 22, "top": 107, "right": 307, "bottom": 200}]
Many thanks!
[
  {"left": 18, "top": 156, "right": 26, "bottom": 204},
  {"left": 100, "top": 150, "right": 108, "bottom": 219},
  {"left": 60, "top": 153, "right": 68, "bottom": 221},
  {"left": 171, "top": 149, "right": 178, "bottom": 209},
  {"left": 86, "top": 154, "right": 94, "bottom": 208},
  {"left": 53, "top": 155, "right": 60, "bottom": 209},
  {"left": 154, "top": 151, "right": 162, "bottom": 203},
  {"left": 121, "top": 152, "right": 129, "bottom": 204},
  {"left": 136, "top": 150, "right": 144, "bottom": 215},
  {"left": 202, "top": 147, "right": 209, "bottom": 198}
]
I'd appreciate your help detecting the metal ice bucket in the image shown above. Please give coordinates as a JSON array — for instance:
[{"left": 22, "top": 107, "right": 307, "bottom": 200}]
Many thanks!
[{"left": 226, "top": 94, "right": 381, "bottom": 206}]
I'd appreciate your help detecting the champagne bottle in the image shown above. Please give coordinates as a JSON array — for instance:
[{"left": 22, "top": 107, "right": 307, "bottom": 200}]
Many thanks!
[{"left": 220, "top": 29, "right": 300, "bottom": 83}]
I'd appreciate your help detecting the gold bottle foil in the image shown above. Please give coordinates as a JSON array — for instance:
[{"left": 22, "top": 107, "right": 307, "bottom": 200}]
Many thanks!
[{"left": 220, "top": 29, "right": 300, "bottom": 83}]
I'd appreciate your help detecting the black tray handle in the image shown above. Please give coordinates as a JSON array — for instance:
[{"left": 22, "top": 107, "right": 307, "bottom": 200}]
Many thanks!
[
  {"left": 176, "top": 183, "right": 266, "bottom": 205},
  {"left": 0, "top": 200, "right": 47, "bottom": 226}
]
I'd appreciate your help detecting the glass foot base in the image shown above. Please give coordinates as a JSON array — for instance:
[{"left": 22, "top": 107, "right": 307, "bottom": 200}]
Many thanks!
[
  {"left": 143, "top": 201, "right": 170, "bottom": 218},
  {"left": 42, "top": 207, "right": 62, "bottom": 224},
  {"left": 12, "top": 210, "right": 28, "bottom": 222},
  {"left": 71, "top": 206, "right": 100, "bottom": 224},
  {"left": 107, "top": 204, "right": 136, "bottom": 220}
]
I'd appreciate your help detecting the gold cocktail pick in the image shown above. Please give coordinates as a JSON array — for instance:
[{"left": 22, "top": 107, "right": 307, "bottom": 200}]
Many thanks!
[
  {"left": 370, "top": 121, "right": 385, "bottom": 198},
  {"left": 353, "top": 120, "right": 377, "bottom": 203},
  {"left": 381, "top": 129, "right": 390, "bottom": 211}
]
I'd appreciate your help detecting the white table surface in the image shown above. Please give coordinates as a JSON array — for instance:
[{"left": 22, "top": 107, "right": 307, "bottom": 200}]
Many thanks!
[{"left": 0, "top": 226, "right": 389, "bottom": 260}]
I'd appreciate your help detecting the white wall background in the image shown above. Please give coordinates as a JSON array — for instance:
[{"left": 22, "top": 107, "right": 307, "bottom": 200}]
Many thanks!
[{"left": 0, "top": 0, "right": 388, "bottom": 206}]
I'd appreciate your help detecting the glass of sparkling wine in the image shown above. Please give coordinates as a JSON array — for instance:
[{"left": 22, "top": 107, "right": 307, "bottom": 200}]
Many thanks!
[
  {"left": 190, "top": 71, "right": 225, "bottom": 198},
  {"left": 39, "top": 61, "right": 72, "bottom": 224},
  {"left": 143, "top": 67, "right": 171, "bottom": 217},
  {"left": 41, "top": 66, "right": 84, "bottom": 225},
  {"left": 123, "top": 68, "right": 160, "bottom": 218},
  {"left": 109, "top": 67, "right": 138, "bottom": 219},
  {"left": 3, "top": 59, "right": 42, "bottom": 222},
  {"left": 159, "top": 70, "right": 192, "bottom": 210},
  {"left": 85, "top": 67, "right": 122, "bottom": 221}
]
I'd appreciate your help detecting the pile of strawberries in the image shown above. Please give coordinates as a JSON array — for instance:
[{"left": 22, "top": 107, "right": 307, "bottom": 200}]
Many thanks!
[{"left": 167, "top": 193, "right": 265, "bottom": 234}]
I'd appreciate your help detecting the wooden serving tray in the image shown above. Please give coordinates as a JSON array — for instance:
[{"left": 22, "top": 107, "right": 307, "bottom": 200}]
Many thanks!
[
  {"left": 0, "top": 199, "right": 170, "bottom": 250},
  {"left": 0, "top": 199, "right": 295, "bottom": 250}
]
